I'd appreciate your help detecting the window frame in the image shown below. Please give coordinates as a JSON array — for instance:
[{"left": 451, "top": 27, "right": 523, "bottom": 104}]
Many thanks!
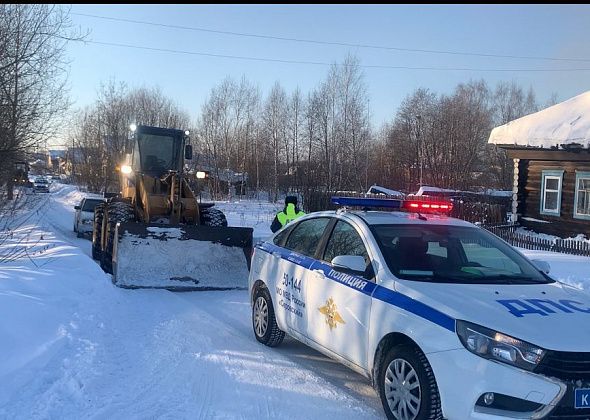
[
  {"left": 272, "top": 224, "right": 295, "bottom": 247},
  {"left": 282, "top": 216, "right": 332, "bottom": 258},
  {"left": 319, "top": 218, "right": 375, "bottom": 281},
  {"left": 573, "top": 171, "right": 590, "bottom": 220},
  {"left": 539, "top": 169, "right": 564, "bottom": 216}
]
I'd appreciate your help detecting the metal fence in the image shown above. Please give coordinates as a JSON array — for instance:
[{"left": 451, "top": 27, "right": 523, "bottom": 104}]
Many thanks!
[{"left": 483, "top": 223, "right": 590, "bottom": 257}]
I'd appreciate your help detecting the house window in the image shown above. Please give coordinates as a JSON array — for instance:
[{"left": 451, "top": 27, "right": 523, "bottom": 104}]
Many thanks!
[
  {"left": 540, "top": 170, "right": 563, "bottom": 216},
  {"left": 574, "top": 171, "right": 590, "bottom": 220}
]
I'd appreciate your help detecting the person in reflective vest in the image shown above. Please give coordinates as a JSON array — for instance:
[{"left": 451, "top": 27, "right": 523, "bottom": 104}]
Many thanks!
[{"left": 271, "top": 195, "right": 306, "bottom": 233}]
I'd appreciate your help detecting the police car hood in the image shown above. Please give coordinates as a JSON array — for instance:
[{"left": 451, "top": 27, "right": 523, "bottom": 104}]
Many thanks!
[{"left": 399, "top": 280, "right": 590, "bottom": 352}]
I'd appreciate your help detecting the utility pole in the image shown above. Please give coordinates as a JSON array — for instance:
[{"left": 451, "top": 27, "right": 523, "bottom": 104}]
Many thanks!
[
  {"left": 71, "top": 136, "right": 75, "bottom": 186},
  {"left": 416, "top": 115, "right": 423, "bottom": 188},
  {"left": 365, "top": 98, "right": 370, "bottom": 192}
]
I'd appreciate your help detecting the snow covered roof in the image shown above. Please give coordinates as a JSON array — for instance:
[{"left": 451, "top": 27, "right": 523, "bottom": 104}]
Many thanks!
[
  {"left": 413, "top": 186, "right": 458, "bottom": 196},
  {"left": 488, "top": 90, "right": 590, "bottom": 150},
  {"left": 366, "top": 184, "right": 405, "bottom": 197}
]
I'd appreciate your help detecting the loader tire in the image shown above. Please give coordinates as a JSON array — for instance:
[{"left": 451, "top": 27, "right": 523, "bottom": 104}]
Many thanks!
[
  {"left": 92, "top": 203, "right": 106, "bottom": 260},
  {"left": 100, "top": 201, "right": 135, "bottom": 275},
  {"left": 200, "top": 207, "right": 228, "bottom": 227}
]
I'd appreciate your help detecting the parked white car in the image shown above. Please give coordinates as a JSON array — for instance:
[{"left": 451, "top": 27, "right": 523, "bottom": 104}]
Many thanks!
[
  {"left": 74, "top": 197, "right": 105, "bottom": 238},
  {"left": 249, "top": 196, "right": 590, "bottom": 420},
  {"left": 33, "top": 177, "right": 50, "bottom": 193}
]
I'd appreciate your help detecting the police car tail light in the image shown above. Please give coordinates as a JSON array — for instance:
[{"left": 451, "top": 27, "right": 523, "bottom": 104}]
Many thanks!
[{"left": 457, "top": 320, "right": 545, "bottom": 371}]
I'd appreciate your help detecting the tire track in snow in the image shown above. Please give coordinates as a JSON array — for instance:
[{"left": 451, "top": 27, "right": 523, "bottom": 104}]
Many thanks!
[{"left": 6, "top": 185, "right": 382, "bottom": 419}]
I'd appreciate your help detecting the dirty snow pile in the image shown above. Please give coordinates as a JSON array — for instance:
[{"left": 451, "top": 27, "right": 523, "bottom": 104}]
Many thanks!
[{"left": 115, "top": 227, "right": 251, "bottom": 289}]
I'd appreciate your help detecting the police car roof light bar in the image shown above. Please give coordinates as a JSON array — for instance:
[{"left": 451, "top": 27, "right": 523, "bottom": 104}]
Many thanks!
[
  {"left": 331, "top": 196, "right": 404, "bottom": 209},
  {"left": 331, "top": 196, "right": 453, "bottom": 214}
]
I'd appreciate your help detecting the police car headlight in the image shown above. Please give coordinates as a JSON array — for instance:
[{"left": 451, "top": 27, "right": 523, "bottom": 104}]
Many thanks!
[{"left": 456, "top": 320, "right": 545, "bottom": 371}]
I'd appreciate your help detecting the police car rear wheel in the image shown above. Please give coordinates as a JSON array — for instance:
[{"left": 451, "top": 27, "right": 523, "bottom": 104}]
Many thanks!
[
  {"left": 252, "top": 288, "right": 285, "bottom": 347},
  {"left": 379, "top": 345, "right": 442, "bottom": 420}
]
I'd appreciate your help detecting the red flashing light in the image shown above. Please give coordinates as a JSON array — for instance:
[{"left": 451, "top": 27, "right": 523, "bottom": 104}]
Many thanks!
[{"left": 402, "top": 200, "right": 453, "bottom": 214}]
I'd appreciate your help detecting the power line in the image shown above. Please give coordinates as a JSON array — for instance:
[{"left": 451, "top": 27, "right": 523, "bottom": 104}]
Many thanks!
[
  {"left": 71, "top": 11, "right": 590, "bottom": 63},
  {"left": 77, "top": 39, "right": 590, "bottom": 72}
]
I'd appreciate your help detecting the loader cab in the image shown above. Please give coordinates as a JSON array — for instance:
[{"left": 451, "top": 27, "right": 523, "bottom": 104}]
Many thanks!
[{"left": 130, "top": 125, "right": 187, "bottom": 177}]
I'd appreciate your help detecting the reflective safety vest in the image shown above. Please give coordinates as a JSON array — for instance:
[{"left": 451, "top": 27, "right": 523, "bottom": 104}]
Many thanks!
[{"left": 277, "top": 203, "right": 305, "bottom": 227}]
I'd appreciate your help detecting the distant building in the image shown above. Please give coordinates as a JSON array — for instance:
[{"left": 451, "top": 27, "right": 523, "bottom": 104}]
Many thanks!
[
  {"left": 190, "top": 153, "right": 248, "bottom": 196},
  {"left": 47, "top": 149, "right": 67, "bottom": 173},
  {"left": 489, "top": 90, "right": 590, "bottom": 237}
]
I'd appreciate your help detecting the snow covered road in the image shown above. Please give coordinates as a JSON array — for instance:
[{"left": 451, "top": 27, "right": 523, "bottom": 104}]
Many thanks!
[
  {"left": 0, "top": 185, "right": 382, "bottom": 419},
  {"left": 2, "top": 184, "right": 589, "bottom": 419}
]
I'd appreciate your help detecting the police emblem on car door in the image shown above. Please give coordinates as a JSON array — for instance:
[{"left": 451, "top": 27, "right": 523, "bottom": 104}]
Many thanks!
[
  {"left": 318, "top": 297, "right": 345, "bottom": 329},
  {"left": 307, "top": 220, "right": 374, "bottom": 367}
]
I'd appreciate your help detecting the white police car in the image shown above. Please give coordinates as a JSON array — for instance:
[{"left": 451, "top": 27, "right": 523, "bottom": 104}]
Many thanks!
[{"left": 249, "top": 196, "right": 590, "bottom": 420}]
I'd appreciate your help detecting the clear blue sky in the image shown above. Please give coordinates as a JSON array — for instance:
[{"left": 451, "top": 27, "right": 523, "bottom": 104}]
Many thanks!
[{"left": 65, "top": 4, "right": 590, "bottom": 130}]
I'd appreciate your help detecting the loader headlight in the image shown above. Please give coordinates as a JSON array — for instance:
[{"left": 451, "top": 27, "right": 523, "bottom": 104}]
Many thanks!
[
  {"left": 121, "top": 165, "right": 132, "bottom": 174},
  {"left": 456, "top": 320, "right": 545, "bottom": 371}
]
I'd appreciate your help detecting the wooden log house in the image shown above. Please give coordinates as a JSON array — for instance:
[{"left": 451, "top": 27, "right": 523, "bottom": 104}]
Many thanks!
[{"left": 488, "top": 91, "right": 590, "bottom": 237}]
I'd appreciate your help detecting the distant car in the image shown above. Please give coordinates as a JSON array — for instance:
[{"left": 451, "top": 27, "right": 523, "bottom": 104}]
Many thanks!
[
  {"left": 74, "top": 197, "right": 105, "bottom": 238},
  {"left": 33, "top": 177, "right": 50, "bottom": 193}
]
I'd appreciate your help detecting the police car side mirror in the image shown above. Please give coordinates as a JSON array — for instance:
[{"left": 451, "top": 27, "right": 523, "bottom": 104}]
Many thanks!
[
  {"left": 332, "top": 255, "right": 366, "bottom": 273},
  {"left": 74, "top": 205, "right": 81, "bottom": 210},
  {"left": 531, "top": 259, "right": 551, "bottom": 275}
]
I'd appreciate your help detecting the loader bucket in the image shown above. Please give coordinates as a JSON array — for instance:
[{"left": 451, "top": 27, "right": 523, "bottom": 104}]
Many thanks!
[{"left": 112, "top": 222, "right": 253, "bottom": 290}]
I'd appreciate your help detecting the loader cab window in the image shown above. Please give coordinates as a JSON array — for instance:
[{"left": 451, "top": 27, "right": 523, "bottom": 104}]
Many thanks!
[{"left": 138, "top": 134, "right": 182, "bottom": 173}]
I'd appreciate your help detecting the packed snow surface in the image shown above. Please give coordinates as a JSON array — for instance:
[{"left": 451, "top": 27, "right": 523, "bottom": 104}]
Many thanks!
[
  {"left": 489, "top": 90, "right": 590, "bottom": 149},
  {"left": 1, "top": 184, "right": 589, "bottom": 419},
  {"left": 0, "top": 186, "right": 381, "bottom": 419}
]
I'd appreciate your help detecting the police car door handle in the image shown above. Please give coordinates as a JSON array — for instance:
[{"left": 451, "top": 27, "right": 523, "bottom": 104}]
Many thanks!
[
  {"left": 313, "top": 269, "right": 325, "bottom": 279},
  {"left": 272, "top": 252, "right": 281, "bottom": 259}
]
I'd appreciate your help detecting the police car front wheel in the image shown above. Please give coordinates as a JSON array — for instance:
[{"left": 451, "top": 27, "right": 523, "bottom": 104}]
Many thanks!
[
  {"left": 378, "top": 345, "right": 442, "bottom": 420},
  {"left": 252, "top": 287, "right": 285, "bottom": 347}
]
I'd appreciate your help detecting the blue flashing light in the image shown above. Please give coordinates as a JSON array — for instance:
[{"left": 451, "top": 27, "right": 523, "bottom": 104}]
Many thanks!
[{"left": 331, "top": 196, "right": 404, "bottom": 209}]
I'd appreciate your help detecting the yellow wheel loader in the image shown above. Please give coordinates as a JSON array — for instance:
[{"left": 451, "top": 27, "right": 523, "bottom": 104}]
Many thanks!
[{"left": 91, "top": 124, "right": 253, "bottom": 290}]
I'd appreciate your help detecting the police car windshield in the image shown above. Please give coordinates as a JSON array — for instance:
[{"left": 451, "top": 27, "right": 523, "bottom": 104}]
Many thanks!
[{"left": 371, "top": 225, "right": 553, "bottom": 284}]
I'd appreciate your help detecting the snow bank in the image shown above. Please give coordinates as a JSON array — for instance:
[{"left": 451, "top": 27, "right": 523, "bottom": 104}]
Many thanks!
[
  {"left": 213, "top": 200, "right": 282, "bottom": 243},
  {"left": 489, "top": 90, "right": 590, "bottom": 149},
  {"left": 520, "top": 249, "right": 590, "bottom": 291},
  {"left": 516, "top": 226, "right": 590, "bottom": 244},
  {"left": 483, "top": 189, "right": 512, "bottom": 197}
]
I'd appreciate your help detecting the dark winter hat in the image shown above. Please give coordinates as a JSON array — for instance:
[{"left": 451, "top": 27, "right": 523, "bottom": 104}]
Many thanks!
[{"left": 285, "top": 195, "right": 298, "bottom": 206}]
